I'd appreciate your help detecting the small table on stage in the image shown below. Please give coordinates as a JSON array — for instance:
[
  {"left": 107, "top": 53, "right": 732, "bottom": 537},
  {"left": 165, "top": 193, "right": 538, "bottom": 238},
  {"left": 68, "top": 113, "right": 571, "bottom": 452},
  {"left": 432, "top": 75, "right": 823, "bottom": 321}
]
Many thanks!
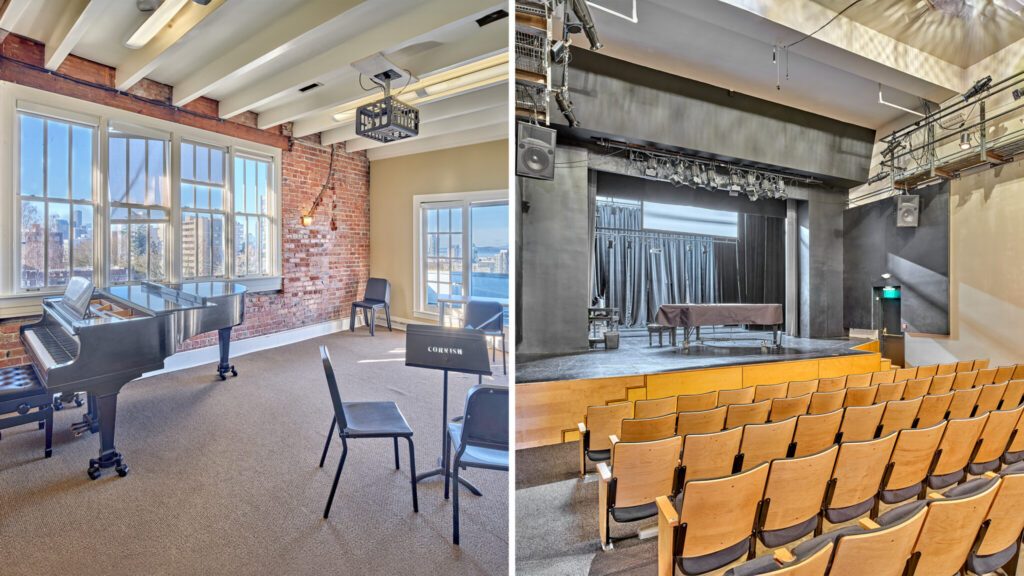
[
  {"left": 656, "top": 303, "right": 784, "bottom": 349},
  {"left": 405, "top": 324, "right": 492, "bottom": 494},
  {"left": 436, "top": 296, "right": 509, "bottom": 327}
]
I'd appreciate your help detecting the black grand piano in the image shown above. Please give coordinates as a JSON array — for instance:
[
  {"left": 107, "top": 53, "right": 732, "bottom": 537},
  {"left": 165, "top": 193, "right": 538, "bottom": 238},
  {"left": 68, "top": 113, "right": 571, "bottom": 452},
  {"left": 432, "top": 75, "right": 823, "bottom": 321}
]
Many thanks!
[{"left": 8, "top": 278, "right": 246, "bottom": 479}]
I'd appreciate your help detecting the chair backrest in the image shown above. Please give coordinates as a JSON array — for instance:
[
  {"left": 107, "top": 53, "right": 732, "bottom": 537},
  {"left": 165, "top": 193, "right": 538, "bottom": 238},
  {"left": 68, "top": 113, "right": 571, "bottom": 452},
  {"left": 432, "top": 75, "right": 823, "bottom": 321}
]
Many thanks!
[
  {"left": 844, "top": 385, "right": 878, "bottom": 408},
  {"left": 1014, "top": 364, "right": 1024, "bottom": 380},
  {"left": 839, "top": 403, "right": 885, "bottom": 442},
  {"left": 619, "top": 414, "right": 677, "bottom": 443},
  {"left": 916, "top": 364, "right": 938, "bottom": 379},
  {"left": 894, "top": 367, "right": 918, "bottom": 382},
  {"left": 808, "top": 389, "right": 846, "bottom": 415},
  {"left": 771, "top": 394, "right": 811, "bottom": 422},
  {"left": 320, "top": 345, "right": 349, "bottom": 430},
  {"left": 464, "top": 299, "right": 503, "bottom": 332},
  {"left": 931, "top": 414, "right": 988, "bottom": 476},
  {"left": 975, "top": 382, "right": 1007, "bottom": 416},
  {"left": 952, "top": 370, "right": 978, "bottom": 391},
  {"left": 948, "top": 386, "right": 983, "bottom": 420},
  {"left": 754, "top": 382, "right": 788, "bottom": 402},
  {"left": 828, "top": 433, "right": 898, "bottom": 510},
  {"left": 846, "top": 372, "right": 872, "bottom": 388},
  {"left": 884, "top": 422, "right": 946, "bottom": 493},
  {"left": 972, "top": 404, "right": 1024, "bottom": 466},
  {"left": 634, "top": 396, "right": 676, "bottom": 419},
  {"left": 911, "top": 479, "right": 1000, "bottom": 576},
  {"left": 929, "top": 373, "right": 955, "bottom": 395},
  {"left": 936, "top": 362, "right": 957, "bottom": 376},
  {"left": 793, "top": 410, "right": 843, "bottom": 457},
  {"left": 739, "top": 417, "right": 797, "bottom": 470},
  {"left": 586, "top": 403, "right": 634, "bottom": 452},
  {"left": 718, "top": 387, "right": 755, "bottom": 407},
  {"left": 955, "top": 360, "right": 975, "bottom": 373},
  {"left": 726, "top": 400, "right": 771, "bottom": 429},
  {"left": 972, "top": 358, "right": 990, "bottom": 371},
  {"left": 816, "top": 375, "right": 847, "bottom": 393},
  {"left": 787, "top": 379, "right": 819, "bottom": 398},
  {"left": 875, "top": 381, "right": 906, "bottom": 403},
  {"left": 610, "top": 436, "right": 682, "bottom": 509},
  {"left": 461, "top": 385, "right": 509, "bottom": 451},
  {"left": 677, "top": 463, "right": 769, "bottom": 566},
  {"left": 1007, "top": 408, "right": 1024, "bottom": 454},
  {"left": 677, "top": 390, "right": 718, "bottom": 413},
  {"left": 915, "top": 391, "right": 953, "bottom": 428},
  {"left": 828, "top": 504, "right": 928, "bottom": 576},
  {"left": 676, "top": 406, "right": 727, "bottom": 440},
  {"left": 994, "top": 365, "right": 1017, "bottom": 384},
  {"left": 762, "top": 445, "right": 839, "bottom": 536},
  {"left": 363, "top": 277, "right": 390, "bottom": 303},
  {"left": 872, "top": 369, "right": 897, "bottom": 385},
  {"left": 976, "top": 466, "right": 1024, "bottom": 557},
  {"left": 1002, "top": 379, "right": 1024, "bottom": 409},
  {"left": 902, "top": 377, "right": 930, "bottom": 400},
  {"left": 975, "top": 368, "right": 998, "bottom": 387},
  {"left": 681, "top": 427, "right": 742, "bottom": 482},
  {"left": 878, "top": 397, "right": 923, "bottom": 437}
]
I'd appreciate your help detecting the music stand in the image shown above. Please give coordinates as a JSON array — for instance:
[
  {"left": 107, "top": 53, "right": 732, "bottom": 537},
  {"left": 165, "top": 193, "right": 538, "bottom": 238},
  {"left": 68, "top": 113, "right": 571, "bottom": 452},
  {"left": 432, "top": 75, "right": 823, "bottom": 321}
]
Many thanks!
[{"left": 405, "top": 324, "right": 492, "bottom": 494}]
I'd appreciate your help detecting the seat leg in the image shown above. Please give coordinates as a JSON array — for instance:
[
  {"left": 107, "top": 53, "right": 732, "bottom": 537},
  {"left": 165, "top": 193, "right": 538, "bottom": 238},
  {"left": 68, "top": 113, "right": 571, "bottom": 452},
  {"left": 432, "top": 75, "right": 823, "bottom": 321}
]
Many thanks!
[
  {"left": 44, "top": 408, "right": 53, "bottom": 458},
  {"left": 406, "top": 436, "right": 418, "bottom": 513},
  {"left": 323, "top": 439, "right": 348, "bottom": 519},
  {"left": 453, "top": 453, "right": 461, "bottom": 545},
  {"left": 385, "top": 304, "right": 392, "bottom": 331},
  {"left": 393, "top": 437, "right": 400, "bottom": 470},
  {"left": 349, "top": 305, "right": 356, "bottom": 332},
  {"left": 368, "top": 309, "right": 375, "bottom": 336},
  {"left": 319, "top": 416, "right": 336, "bottom": 468},
  {"left": 501, "top": 332, "right": 507, "bottom": 375}
]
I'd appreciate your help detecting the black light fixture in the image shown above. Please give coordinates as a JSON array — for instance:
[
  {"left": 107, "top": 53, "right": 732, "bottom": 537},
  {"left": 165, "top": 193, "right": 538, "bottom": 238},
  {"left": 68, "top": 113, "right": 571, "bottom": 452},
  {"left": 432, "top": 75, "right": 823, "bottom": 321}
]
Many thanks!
[
  {"left": 569, "top": 0, "right": 603, "bottom": 50},
  {"left": 962, "top": 75, "right": 992, "bottom": 102},
  {"left": 356, "top": 75, "right": 419, "bottom": 143}
]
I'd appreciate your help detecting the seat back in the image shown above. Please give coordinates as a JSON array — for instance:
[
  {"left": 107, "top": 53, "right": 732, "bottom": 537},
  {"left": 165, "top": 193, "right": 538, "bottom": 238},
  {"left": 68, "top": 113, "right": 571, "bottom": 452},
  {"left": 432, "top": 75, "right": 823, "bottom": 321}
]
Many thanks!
[
  {"left": 464, "top": 299, "right": 503, "bottom": 332},
  {"left": 586, "top": 403, "right": 634, "bottom": 452},
  {"left": 932, "top": 415, "right": 988, "bottom": 476},
  {"left": 793, "top": 410, "right": 843, "bottom": 457},
  {"left": 762, "top": 445, "right": 839, "bottom": 536},
  {"left": 677, "top": 390, "right": 718, "bottom": 413},
  {"left": 976, "top": 465, "right": 1024, "bottom": 557},
  {"left": 872, "top": 369, "right": 897, "bottom": 385},
  {"left": 739, "top": 418, "right": 797, "bottom": 470},
  {"left": 634, "top": 396, "right": 676, "bottom": 419},
  {"left": 726, "top": 400, "right": 771, "bottom": 429},
  {"left": 808, "top": 389, "right": 846, "bottom": 415},
  {"left": 975, "top": 382, "right": 1008, "bottom": 416},
  {"left": 916, "top": 391, "right": 953, "bottom": 428},
  {"left": 843, "top": 385, "right": 878, "bottom": 408},
  {"left": 610, "top": 436, "right": 682, "bottom": 508},
  {"left": 948, "top": 386, "right": 983, "bottom": 420},
  {"left": 911, "top": 479, "right": 1000, "bottom": 576},
  {"left": 884, "top": 422, "right": 946, "bottom": 493},
  {"left": 929, "top": 373, "right": 955, "bottom": 395},
  {"left": 902, "top": 377, "right": 930, "bottom": 400},
  {"left": 718, "top": 387, "right": 755, "bottom": 407},
  {"left": 972, "top": 359, "right": 991, "bottom": 371},
  {"left": 975, "top": 368, "right": 998, "bottom": 387},
  {"left": 681, "top": 427, "right": 742, "bottom": 482},
  {"left": 676, "top": 406, "right": 727, "bottom": 440},
  {"left": 875, "top": 381, "right": 906, "bottom": 403},
  {"left": 952, "top": 370, "right": 978, "bottom": 391},
  {"left": 771, "top": 394, "right": 811, "bottom": 422},
  {"left": 462, "top": 385, "right": 509, "bottom": 451},
  {"left": 619, "top": 414, "right": 677, "bottom": 443},
  {"left": 363, "top": 277, "right": 390, "bottom": 303},
  {"left": 1014, "top": 365, "right": 1024, "bottom": 380},
  {"left": 916, "top": 364, "right": 938, "bottom": 379},
  {"left": 828, "top": 504, "right": 928, "bottom": 576},
  {"left": 894, "top": 367, "right": 918, "bottom": 382},
  {"left": 1002, "top": 379, "right": 1024, "bottom": 409},
  {"left": 936, "top": 363, "right": 957, "bottom": 376},
  {"left": 955, "top": 360, "right": 976, "bottom": 373},
  {"left": 320, "top": 345, "right": 350, "bottom": 430},
  {"left": 816, "top": 375, "right": 847, "bottom": 393},
  {"left": 994, "top": 365, "right": 1017, "bottom": 384},
  {"left": 787, "top": 379, "right": 819, "bottom": 398},
  {"left": 878, "top": 397, "right": 923, "bottom": 437},
  {"left": 677, "top": 463, "right": 769, "bottom": 567},
  {"left": 972, "top": 404, "right": 1024, "bottom": 466},
  {"left": 1006, "top": 408, "right": 1024, "bottom": 455},
  {"left": 839, "top": 403, "right": 885, "bottom": 442},
  {"left": 754, "top": 382, "right": 788, "bottom": 402},
  {"left": 828, "top": 433, "right": 898, "bottom": 509},
  {"left": 846, "top": 372, "right": 872, "bottom": 388}
]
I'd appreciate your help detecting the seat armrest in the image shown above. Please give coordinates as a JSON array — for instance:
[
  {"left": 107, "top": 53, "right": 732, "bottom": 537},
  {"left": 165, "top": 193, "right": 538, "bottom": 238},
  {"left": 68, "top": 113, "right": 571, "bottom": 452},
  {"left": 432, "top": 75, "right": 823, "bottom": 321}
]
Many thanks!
[
  {"left": 656, "top": 495, "right": 679, "bottom": 576},
  {"left": 656, "top": 495, "right": 678, "bottom": 526},
  {"left": 578, "top": 422, "right": 587, "bottom": 435},
  {"left": 597, "top": 462, "right": 612, "bottom": 482},
  {"left": 609, "top": 434, "right": 620, "bottom": 446},
  {"left": 773, "top": 548, "right": 795, "bottom": 563},
  {"left": 858, "top": 518, "right": 880, "bottom": 530},
  {"left": 927, "top": 492, "right": 945, "bottom": 499}
]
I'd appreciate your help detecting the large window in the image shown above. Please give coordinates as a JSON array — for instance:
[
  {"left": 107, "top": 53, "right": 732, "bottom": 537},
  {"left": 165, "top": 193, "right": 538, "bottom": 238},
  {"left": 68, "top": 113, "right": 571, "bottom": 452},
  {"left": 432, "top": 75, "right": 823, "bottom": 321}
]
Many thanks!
[
  {"left": 108, "top": 131, "right": 169, "bottom": 283},
  {"left": 233, "top": 156, "right": 273, "bottom": 277},
  {"left": 181, "top": 141, "right": 226, "bottom": 279}
]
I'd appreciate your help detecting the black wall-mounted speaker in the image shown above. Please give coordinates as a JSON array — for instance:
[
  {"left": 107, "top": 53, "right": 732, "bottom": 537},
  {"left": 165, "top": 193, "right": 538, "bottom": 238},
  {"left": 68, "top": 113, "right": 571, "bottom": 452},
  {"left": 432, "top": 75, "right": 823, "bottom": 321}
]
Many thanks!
[
  {"left": 516, "top": 122, "right": 556, "bottom": 181},
  {"left": 896, "top": 194, "right": 920, "bottom": 228}
]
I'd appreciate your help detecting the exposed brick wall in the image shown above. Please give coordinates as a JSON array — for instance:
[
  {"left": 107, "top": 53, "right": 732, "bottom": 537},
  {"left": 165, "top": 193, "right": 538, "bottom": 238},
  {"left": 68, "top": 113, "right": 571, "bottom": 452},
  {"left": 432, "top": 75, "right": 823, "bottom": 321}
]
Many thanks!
[{"left": 0, "top": 35, "right": 370, "bottom": 362}]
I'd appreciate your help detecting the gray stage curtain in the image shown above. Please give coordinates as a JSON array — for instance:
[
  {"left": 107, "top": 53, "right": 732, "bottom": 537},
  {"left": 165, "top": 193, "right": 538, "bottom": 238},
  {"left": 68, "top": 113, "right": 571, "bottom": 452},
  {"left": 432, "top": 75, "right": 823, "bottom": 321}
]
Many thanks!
[{"left": 737, "top": 213, "right": 786, "bottom": 328}]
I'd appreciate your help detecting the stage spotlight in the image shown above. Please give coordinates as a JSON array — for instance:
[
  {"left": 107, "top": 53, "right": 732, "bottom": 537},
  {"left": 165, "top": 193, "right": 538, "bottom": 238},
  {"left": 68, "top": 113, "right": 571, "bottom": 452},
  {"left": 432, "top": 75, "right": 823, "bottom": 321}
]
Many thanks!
[
  {"left": 866, "top": 171, "right": 890, "bottom": 185},
  {"left": 775, "top": 178, "right": 787, "bottom": 200},
  {"left": 644, "top": 156, "right": 659, "bottom": 177},
  {"left": 960, "top": 132, "right": 972, "bottom": 150},
  {"left": 551, "top": 40, "right": 569, "bottom": 65},
  {"left": 569, "top": 0, "right": 603, "bottom": 50},
  {"left": 962, "top": 75, "right": 992, "bottom": 102},
  {"left": 1013, "top": 87, "right": 1024, "bottom": 101}
]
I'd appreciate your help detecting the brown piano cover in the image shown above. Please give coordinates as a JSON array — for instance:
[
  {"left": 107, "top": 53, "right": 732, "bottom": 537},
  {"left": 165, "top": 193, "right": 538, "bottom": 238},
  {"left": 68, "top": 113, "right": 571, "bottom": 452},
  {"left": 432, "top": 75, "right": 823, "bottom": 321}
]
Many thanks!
[{"left": 656, "top": 303, "right": 783, "bottom": 327}]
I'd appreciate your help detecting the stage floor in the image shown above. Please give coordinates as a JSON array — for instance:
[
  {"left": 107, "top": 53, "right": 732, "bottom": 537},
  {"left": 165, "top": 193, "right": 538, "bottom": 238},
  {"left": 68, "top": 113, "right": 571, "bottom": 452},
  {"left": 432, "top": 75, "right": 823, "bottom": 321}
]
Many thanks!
[{"left": 516, "top": 328, "right": 873, "bottom": 383}]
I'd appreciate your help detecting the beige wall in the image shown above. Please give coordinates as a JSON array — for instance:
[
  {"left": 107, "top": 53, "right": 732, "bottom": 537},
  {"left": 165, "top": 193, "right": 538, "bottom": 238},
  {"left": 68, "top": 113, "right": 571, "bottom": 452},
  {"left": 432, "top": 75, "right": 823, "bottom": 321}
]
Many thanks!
[
  {"left": 906, "top": 161, "right": 1024, "bottom": 366},
  {"left": 368, "top": 139, "right": 509, "bottom": 321}
]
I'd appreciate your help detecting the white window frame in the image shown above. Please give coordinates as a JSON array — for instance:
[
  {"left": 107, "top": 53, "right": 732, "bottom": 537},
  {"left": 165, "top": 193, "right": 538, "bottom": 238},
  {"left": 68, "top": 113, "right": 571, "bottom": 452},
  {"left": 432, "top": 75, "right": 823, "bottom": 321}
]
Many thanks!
[
  {"left": 0, "top": 82, "right": 282, "bottom": 317},
  {"left": 411, "top": 189, "right": 508, "bottom": 320},
  {"left": 180, "top": 138, "right": 228, "bottom": 280}
]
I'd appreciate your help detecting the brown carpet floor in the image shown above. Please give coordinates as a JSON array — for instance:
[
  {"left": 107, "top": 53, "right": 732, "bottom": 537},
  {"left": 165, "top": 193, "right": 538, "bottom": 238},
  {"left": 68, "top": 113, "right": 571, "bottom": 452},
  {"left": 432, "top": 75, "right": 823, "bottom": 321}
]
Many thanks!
[{"left": 0, "top": 329, "right": 508, "bottom": 576}]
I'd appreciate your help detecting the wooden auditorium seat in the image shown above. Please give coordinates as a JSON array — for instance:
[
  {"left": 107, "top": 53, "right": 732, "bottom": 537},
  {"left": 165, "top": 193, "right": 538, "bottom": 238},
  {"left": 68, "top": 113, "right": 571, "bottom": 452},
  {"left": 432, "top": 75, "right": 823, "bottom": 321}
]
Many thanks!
[
  {"left": 786, "top": 379, "right": 818, "bottom": 398},
  {"left": 1003, "top": 407, "right": 1024, "bottom": 465},
  {"left": 1013, "top": 364, "right": 1024, "bottom": 380},
  {"left": 952, "top": 370, "right": 978, "bottom": 390},
  {"left": 770, "top": 394, "right": 811, "bottom": 422},
  {"left": 915, "top": 391, "right": 953, "bottom": 428},
  {"left": 928, "top": 373, "right": 955, "bottom": 395},
  {"left": 893, "top": 367, "right": 917, "bottom": 382},
  {"left": 758, "top": 445, "right": 838, "bottom": 548},
  {"left": 792, "top": 410, "right": 843, "bottom": 458},
  {"left": 878, "top": 397, "right": 922, "bottom": 437},
  {"left": 754, "top": 382, "right": 788, "bottom": 403},
  {"left": 823, "top": 433, "right": 897, "bottom": 523},
  {"left": 725, "top": 400, "right": 771, "bottom": 429},
  {"left": 955, "top": 360, "right": 976, "bottom": 373},
  {"left": 676, "top": 406, "right": 726, "bottom": 440},
  {"left": 837, "top": 403, "right": 884, "bottom": 442},
  {"left": 680, "top": 427, "right": 742, "bottom": 484},
  {"left": 994, "top": 365, "right": 1017, "bottom": 384},
  {"left": 1001, "top": 379, "right": 1024, "bottom": 409},
  {"left": 975, "top": 367, "right": 997, "bottom": 387},
  {"left": 871, "top": 369, "right": 896, "bottom": 385},
  {"left": 946, "top": 386, "right": 982, "bottom": 420},
  {"left": 634, "top": 396, "right": 677, "bottom": 419},
  {"left": 842, "top": 385, "right": 877, "bottom": 408},
  {"left": 808, "top": 389, "right": 845, "bottom": 415},
  {"left": 816, "top": 375, "right": 847, "bottom": 393},
  {"left": 619, "top": 414, "right": 678, "bottom": 443},
  {"left": 879, "top": 422, "right": 945, "bottom": 505},
  {"left": 916, "top": 364, "right": 938, "bottom": 379},
  {"left": 949, "top": 464, "right": 1024, "bottom": 575},
  {"left": 902, "top": 377, "right": 930, "bottom": 400},
  {"left": 845, "top": 372, "right": 872, "bottom": 388},
  {"left": 927, "top": 414, "right": 988, "bottom": 489},
  {"left": 797, "top": 503, "right": 927, "bottom": 576},
  {"left": 972, "top": 358, "right": 990, "bottom": 370},
  {"left": 597, "top": 435, "right": 682, "bottom": 550},
  {"left": 676, "top": 390, "right": 718, "bottom": 413},
  {"left": 968, "top": 404, "right": 1024, "bottom": 474},
  {"left": 975, "top": 381, "right": 1007, "bottom": 415},
  {"left": 873, "top": 381, "right": 905, "bottom": 403},
  {"left": 738, "top": 418, "right": 797, "bottom": 470},
  {"left": 936, "top": 362, "right": 957, "bottom": 376},
  {"left": 578, "top": 402, "right": 633, "bottom": 477},
  {"left": 718, "top": 387, "right": 756, "bottom": 407},
  {"left": 723, "top": 542, "right": 832, "bottom": 576}
]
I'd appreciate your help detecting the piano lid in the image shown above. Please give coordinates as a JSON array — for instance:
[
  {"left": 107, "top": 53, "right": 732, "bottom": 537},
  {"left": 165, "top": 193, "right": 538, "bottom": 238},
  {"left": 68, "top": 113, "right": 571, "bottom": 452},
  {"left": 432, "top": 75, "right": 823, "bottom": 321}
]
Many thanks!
[
  {"left": 405, "top": 324, "right": 492, "bottom": 376},
  {"left": 157, "top": 281, "right": 247, "bottom": 300},
  {"left": 102, "top": 283, "right": 213, "bottom": 315}
]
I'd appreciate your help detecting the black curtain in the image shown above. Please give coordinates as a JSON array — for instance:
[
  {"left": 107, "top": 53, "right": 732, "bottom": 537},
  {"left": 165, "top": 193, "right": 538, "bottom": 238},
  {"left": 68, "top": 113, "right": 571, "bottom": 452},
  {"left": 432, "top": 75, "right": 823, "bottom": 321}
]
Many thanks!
[{"left": 737, "top": 214, "right": 786, "bottom": 326}]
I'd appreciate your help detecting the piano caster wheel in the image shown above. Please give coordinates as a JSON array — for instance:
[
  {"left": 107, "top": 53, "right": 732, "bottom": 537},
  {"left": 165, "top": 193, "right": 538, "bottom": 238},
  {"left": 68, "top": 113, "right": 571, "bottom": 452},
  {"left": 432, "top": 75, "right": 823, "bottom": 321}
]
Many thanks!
[
  {"left": 88, "top": 466, "right": 101, "bottom": 480},
  {"left": 231, "top": 367, "right": 237, "bottom": 377},
  {"left": 74, "top": 394, "right": 84, "bottom": 407},
  {"left": 45, "top": 449, "right": 52, "bottom": 458},
  {"left": 218, "top": 372, "right": 226, "bottom": 381},
  {"left": 116, "top": 463, "right": 129, "bottom": 477}
]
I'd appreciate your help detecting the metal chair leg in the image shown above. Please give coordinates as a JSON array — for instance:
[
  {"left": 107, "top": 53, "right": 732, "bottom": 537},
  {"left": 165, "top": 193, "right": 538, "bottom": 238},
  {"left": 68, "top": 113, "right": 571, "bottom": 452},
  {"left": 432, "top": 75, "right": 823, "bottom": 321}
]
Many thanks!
[
  {"left": 501, "top": 332, "right": 507, "bottom": 375},
  {"left": 385, "top": 304, "right": 392, "bottom": 331},
  {"left": 406, "top": 436, "right": 418, "bottom": 513},
  {"left": 349, "top": 305, "right": 356, "bottom": 332},
  {"left": 323, "top": 438, "right": 348, "bottom": 519},
  {"left": 393, "top": 437, "right": 400, "bottom": 470},
  {"left": 453, "top": 452, "right": 461, "bottom": 545},
  {"left": 319, "top": 416, "right": 336, "bottom": 468}
]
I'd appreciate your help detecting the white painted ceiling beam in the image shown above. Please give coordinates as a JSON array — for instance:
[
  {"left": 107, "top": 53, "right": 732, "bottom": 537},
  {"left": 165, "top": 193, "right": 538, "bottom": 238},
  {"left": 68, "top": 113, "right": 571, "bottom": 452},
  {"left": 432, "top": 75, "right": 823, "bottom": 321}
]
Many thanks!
[
  {"left": 218, "top": 0, "right": 503, "bottom": 119},
  {"left": 44, "top": 0, "right": 114, "bottom": 70},
  {"left": 259, "top": 23, "right": 506, "bottom": 131},
  {"left": 0, "top": 0, "right": 33, "bottom": 31},
  {"left": 171, "top": 0, "right": 366, "bottom": 107},
  {"left": 366, "top": 121, "right": 506, "bottom": 161},
  {"left": 319, "top": 83, "right": 507, "bottom": 145},
  {"left": 114, "top": 0, "right": 224, "bottom": 91},
  {"left": 344, "top": 104, "right": 506, "bottom": 152}
]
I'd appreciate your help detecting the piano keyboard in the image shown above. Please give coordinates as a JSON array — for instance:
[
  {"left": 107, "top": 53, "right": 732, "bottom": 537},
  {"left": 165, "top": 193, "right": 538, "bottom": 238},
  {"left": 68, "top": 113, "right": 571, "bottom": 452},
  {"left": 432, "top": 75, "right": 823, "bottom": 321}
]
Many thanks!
[{"left": 24, "top": 325, "right": 80, "bottom": 368}]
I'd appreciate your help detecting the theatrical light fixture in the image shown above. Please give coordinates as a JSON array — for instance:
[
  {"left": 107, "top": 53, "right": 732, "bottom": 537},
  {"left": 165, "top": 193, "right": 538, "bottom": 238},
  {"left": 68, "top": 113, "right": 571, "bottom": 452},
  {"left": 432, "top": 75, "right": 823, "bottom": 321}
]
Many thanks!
[
  {"left": 962, "top": 75, "right": 993, "bottom": 102},
  {"left": 866, "top": 171, "right": 891, "bottom": 185},
  {"left": 1014, "top": 88, "right": 1024, "bottom": 101},
  {"left": 960, "top": 132, "right": 972, "bottom": 150},
  {"left": 127, "top": 0, "right": 191, "bottom": 49},
  {"left": 569, "top": 0, "right": 603, "bottom": 50},
  {"left": 554, "top": 88, "right": 579, "bottom": 127}
]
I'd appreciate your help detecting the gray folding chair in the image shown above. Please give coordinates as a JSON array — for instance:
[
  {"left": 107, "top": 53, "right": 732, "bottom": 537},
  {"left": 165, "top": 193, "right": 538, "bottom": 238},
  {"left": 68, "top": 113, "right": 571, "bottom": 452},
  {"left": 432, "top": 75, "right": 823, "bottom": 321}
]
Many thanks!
[
  {"left": 318, "top": 345, "right": 417, "bottom": 518},
  {"left": 350, "top": 277, "right": 391, "bottom": 336},
  {"left": 444, "top": 384, "right": 509, "bottom": 545},
  {"left": 464, "top": 300, "right": 506, "bottom": 375}
]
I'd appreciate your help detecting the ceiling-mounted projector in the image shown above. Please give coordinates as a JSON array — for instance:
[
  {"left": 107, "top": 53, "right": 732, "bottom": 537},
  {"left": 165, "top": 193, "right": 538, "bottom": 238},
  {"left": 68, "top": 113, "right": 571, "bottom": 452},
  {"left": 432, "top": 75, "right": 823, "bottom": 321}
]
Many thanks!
[{"left": 351, "top": 53, "right": 420, "bottom": 143}]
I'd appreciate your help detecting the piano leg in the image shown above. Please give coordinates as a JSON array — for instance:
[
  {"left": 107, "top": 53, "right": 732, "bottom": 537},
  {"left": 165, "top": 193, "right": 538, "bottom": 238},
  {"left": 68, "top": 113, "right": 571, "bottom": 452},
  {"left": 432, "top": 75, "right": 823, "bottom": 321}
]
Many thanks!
[
  {"left": 217, "top": 327, "right": 238, "bottom": 380},
  {"left": 87, "top": 392, "right": 128, "bottom": 480}
]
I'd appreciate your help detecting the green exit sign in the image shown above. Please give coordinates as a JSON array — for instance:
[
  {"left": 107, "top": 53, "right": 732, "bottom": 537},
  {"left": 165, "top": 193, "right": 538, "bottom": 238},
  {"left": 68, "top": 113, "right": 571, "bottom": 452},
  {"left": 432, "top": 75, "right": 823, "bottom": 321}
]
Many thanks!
[{"left": 882, "top": 287, "right": 901, "bottom": 299}]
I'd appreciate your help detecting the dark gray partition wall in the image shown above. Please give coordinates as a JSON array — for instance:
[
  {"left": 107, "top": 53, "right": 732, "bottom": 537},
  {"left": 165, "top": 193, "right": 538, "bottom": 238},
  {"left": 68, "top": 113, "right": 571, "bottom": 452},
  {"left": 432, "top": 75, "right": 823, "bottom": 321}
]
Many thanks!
[{"left": 843, "top": 182, "right": 950, "bottom": 335}]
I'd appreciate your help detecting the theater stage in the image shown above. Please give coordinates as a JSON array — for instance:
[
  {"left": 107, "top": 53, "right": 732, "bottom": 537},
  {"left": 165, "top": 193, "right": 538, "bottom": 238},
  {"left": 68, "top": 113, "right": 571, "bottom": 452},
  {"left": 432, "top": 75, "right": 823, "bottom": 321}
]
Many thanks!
[{"left": 515, "top": 330, "right": 883, "bottom": 449}]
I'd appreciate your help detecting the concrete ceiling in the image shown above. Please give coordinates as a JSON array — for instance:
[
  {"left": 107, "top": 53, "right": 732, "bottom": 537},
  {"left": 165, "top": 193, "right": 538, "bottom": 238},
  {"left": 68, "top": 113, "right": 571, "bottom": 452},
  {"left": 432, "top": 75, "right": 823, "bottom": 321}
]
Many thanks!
[{"left": 1, "top": 0, "right": 508, "bottom": 158}]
